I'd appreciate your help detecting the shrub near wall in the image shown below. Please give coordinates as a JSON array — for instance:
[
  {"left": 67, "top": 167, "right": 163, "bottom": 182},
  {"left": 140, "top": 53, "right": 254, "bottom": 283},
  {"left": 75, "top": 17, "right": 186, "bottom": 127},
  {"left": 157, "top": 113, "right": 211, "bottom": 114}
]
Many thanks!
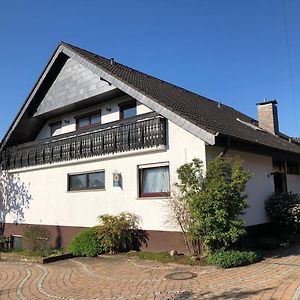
[
  {"left": 69, "top": 213, "right": 148, "bottom": 257},
  {"left": 69, "top": 227, "right": 103, "bottom": 257},
  {"left": 266, "top": 193, "right": 300, "bottom": 233},
  {"left": 96, "top": 212, "right": 148, "bottom": 254},
  {"left": 22, "top": 225, "right": 50, "bottom": 256}
]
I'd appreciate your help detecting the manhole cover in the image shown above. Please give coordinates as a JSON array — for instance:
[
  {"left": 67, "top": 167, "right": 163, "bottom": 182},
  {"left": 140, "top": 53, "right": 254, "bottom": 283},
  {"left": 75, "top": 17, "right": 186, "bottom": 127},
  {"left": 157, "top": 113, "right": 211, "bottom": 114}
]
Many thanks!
[{"left": 165, "top": 271, "right": 197, "bottom": 280}]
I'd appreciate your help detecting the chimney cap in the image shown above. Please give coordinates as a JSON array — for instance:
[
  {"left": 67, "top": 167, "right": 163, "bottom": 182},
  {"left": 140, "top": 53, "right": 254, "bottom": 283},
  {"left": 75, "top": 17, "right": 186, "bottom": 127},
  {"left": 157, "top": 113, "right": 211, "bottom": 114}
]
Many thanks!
[{"left": 256, "top": 99, "right": 278, "bottom": 106}]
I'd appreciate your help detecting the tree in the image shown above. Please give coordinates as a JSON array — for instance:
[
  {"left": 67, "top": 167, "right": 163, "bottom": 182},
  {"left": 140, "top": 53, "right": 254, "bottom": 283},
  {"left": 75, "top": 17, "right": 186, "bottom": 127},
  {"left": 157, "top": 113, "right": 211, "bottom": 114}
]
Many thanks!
[
  {"left": 168, "top": 159, "right": 204, "bottom": 254},
  {"left": 168, "top": 188, "right": 194, "bottom": 254},
  {"left": 173, "top": 157, "right": 250, "bottom": 255},
  {"left": 0, "top": 171, "right": 32, "bottom": 236}
]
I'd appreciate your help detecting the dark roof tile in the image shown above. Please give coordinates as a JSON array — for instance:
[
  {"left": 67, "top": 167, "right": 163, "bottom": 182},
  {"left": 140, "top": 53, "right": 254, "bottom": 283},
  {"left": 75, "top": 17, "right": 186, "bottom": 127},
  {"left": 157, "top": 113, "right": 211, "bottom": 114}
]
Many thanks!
[{"left": 62, "top": 42, "right": 300, "bottom": 155}]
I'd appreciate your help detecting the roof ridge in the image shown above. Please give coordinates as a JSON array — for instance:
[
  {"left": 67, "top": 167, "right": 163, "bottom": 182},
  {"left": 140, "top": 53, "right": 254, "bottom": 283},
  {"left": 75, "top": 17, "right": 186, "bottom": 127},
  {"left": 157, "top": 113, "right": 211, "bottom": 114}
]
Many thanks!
[{"left": 61, "top": 41, "right": 111, "bottom": 63}]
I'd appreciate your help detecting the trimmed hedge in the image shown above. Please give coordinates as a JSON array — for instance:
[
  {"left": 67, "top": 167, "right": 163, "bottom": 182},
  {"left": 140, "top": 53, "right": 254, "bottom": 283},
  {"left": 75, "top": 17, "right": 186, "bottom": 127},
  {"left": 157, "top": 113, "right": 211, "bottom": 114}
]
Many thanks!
[
  {"left": 207, "top": 250, "right": 258, "bottom": 268},
  {"left": 69, "top": 227, "right": 103, "bottom": 257}
]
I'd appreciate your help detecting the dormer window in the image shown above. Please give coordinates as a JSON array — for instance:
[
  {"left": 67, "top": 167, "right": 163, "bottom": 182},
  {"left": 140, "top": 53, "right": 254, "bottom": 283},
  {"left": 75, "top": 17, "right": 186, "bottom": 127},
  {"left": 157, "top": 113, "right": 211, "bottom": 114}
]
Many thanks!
[
  {"left": 75, "top": 111, "right": 101, "bottom": 130},
  {"left": 119, "top": 100, "right": 136, "bottom": 119},
  {"left": 49, "top": 121, "right": 62, "bottom": 136}
]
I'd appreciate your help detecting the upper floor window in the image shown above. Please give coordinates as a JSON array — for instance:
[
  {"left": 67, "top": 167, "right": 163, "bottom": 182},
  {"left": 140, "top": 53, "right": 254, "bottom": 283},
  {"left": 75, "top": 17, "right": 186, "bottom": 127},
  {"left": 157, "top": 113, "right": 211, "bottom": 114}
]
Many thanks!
[
  {"left": 119, "top": 100, "right": 136, "bottom": 119},
  {"left": 49, "top": 121, "right": 62, "bottom": 136},
  {"left": 75, "top": 111, "right": 101, "bottom": 130}
]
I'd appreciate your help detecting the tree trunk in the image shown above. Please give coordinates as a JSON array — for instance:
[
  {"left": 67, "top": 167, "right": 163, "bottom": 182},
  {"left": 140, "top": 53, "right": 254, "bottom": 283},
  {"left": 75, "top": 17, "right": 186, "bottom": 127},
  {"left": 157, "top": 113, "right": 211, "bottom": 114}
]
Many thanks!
[{"left": 0, "top": 222, "right": 5, "bottom": 236}]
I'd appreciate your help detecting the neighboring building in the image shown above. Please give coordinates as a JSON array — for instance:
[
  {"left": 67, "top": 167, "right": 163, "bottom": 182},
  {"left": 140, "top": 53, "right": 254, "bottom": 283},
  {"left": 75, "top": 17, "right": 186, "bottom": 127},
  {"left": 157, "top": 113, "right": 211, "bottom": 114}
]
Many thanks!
[{"left": 1, "top": 42, "right": 300, "bottom": 252}]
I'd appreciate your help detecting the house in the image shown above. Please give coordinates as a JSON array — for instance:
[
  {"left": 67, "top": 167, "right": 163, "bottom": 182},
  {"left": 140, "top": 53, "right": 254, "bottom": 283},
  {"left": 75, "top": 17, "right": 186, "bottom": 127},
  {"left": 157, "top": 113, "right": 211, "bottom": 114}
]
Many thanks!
[{"left": 1, "top": 42, "right": 300, "bottom": 252}]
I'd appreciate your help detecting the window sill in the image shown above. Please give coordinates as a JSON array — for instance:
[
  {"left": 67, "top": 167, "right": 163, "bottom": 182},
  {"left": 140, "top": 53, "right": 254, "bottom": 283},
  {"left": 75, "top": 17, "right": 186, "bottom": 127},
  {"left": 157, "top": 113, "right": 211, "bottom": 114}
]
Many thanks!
[
  {"left": 136, "top": 196, "right": 171, "bottom": 200},
  {"left": 67, "top": 188, "right": 106, "bottom": 193}
]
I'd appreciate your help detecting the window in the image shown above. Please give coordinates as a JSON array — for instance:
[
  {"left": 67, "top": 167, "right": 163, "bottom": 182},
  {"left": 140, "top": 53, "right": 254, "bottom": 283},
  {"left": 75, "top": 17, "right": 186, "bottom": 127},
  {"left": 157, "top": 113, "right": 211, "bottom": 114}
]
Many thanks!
[
  {"left": 273, "top": 160, "right": 300, "bottom": 175},
  {"left": 138, "top": 164, "right": 170, "bottom": 197},
  {"left": 287, "top": 163, "right": 300, "bottom": 175},
  {"left": 273, "top": 160, "right": 286, "bottom": 173},
  {"left": 272, "top": 160, "right": 287, "bottom": 193},
  {"left": 119, "top": 100, "right": 136, "bottom": 119},
  {"left": 75, "top": 111, "right": 101, "bottom": 130},
  {"left": 273, "top": 173, "right": 287, "bottom": 193},
  {"left": 68, "top": 171, "right": 105, "bottom": 191},
  {"left": 49, "top": 121, "right": 62, "bottom": 136}
]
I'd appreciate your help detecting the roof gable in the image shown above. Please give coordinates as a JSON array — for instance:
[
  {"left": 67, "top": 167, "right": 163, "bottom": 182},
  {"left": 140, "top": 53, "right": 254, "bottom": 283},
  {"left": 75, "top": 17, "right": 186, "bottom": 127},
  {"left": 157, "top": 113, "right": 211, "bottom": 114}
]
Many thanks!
[
  {"left": 1, "top": 43, "right": 215, "bottom": 150},
  {"left": 1, "top": 49, "right": 68, "bottom": 148},
  {"left": 35, "top": 57, "right": 116, "bottom": 117},
  {"left": 60, "top": 44, "right": 216, "bottom": 145}
]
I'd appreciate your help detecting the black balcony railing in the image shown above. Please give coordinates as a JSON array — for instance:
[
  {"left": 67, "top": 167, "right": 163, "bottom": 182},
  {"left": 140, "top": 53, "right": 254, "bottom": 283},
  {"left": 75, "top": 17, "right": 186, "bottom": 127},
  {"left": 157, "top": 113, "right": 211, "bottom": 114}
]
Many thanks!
[{"left": 1, "top": 112, "right": 167, "bottom": 170}]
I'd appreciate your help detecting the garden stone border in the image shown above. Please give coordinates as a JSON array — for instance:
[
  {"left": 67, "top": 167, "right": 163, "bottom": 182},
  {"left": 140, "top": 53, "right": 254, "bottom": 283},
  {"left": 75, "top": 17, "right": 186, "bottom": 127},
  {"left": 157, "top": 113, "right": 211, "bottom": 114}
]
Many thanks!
[{"left": 0, "top": 252, "right": 73, "bottom": 264}]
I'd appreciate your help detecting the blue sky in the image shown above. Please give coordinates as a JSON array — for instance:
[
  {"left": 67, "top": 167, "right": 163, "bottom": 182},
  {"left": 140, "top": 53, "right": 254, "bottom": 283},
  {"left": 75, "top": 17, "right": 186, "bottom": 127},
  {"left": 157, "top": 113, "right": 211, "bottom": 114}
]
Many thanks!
[{"left": 1, "top": 0, "right": 300, "bottom": 139}]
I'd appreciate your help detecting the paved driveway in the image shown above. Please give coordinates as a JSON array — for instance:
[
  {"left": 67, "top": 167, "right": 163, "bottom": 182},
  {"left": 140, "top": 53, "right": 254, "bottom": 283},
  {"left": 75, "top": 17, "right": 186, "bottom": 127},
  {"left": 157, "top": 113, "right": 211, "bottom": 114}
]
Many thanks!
[{"left": 1, "top": 246, "right": 300, "bottom": 300}]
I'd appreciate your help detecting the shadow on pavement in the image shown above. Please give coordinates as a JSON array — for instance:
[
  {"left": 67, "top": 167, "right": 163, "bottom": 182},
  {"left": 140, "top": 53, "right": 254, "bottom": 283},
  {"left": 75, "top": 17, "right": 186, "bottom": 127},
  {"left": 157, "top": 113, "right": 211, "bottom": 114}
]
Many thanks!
[{"left": 173, "top": 287, "right": 275, "bottom": 299}]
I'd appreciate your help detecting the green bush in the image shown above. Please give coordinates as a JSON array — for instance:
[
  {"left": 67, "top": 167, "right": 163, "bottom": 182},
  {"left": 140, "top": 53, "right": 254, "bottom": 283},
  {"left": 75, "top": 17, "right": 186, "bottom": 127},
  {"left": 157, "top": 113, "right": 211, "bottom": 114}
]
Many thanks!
[
  {"left": 265, "top": 193, "right": 300, "bottom": 233},
  {"left": 69, "top": 227, "right": 103, "bottom": 257},
  {"left": 207, "top": 249, "right": 258, "bottom": 268},
  {"left": 22, "top": 226, "right": 50, "bottom": 256},
  {"left": 0, "top": 235, "right": 9, "bottom": 251},
  {"left": 96, "top": 212, "right": 148, "bottom": 253}
]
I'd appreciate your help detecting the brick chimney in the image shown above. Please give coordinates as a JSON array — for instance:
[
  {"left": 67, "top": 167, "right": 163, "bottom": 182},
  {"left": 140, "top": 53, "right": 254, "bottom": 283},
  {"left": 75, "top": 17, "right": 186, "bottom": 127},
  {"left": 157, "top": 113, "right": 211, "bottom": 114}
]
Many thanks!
[{"left": 256, "top": 99, "right": 279, "bottom": 135}]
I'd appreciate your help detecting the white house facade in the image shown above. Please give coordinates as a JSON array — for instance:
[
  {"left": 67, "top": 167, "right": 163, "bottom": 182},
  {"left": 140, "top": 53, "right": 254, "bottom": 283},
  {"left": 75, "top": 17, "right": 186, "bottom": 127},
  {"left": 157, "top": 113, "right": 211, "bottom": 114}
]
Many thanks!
[{"left": 1, "top": 42, "right": 300, "bottom": 252}]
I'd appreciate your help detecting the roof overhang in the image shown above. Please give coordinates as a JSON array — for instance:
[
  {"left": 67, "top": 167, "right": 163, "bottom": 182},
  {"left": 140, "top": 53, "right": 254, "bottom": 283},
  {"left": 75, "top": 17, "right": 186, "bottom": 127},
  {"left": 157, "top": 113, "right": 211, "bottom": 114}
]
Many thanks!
[{"left": 215, "top": 134, "right": 300, "bottom": 164}]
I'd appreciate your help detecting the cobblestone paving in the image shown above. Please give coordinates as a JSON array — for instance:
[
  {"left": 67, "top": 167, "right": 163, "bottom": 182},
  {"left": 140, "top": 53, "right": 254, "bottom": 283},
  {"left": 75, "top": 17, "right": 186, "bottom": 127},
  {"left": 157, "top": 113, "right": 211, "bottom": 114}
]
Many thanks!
[{"left": 2, "top": 246, "right": 300, "bottom": 299}]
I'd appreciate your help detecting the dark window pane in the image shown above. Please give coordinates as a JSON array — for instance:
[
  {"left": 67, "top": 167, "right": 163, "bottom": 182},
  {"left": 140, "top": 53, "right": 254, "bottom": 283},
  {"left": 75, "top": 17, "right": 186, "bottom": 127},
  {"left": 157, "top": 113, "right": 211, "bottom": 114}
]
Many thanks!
[
  {"left": 273, "top": 173, "right": 287, "bottom": 193},
  {"left": 68, "top": 171, "right": 105, "bottom": 191},
  {"left": 90, "top": 114, "right": 101, "bottom": 125},
  {"left": 69, "top": 174, "right": 87, "bottom": 190},
  {"left": 78, "top": 117, "right": 90, "bottom": 128},
  {"left": 50, "top": 122, "right": 62, "bottom": 136},
  {"left": 122, "top": 106, "right": 136, "bottom": 119},
  {"left": 88, "top": 172, "right": 105, "bottom": 189},
  {"left": 119, "top": 100, "right": 136, "bottom": 119}
]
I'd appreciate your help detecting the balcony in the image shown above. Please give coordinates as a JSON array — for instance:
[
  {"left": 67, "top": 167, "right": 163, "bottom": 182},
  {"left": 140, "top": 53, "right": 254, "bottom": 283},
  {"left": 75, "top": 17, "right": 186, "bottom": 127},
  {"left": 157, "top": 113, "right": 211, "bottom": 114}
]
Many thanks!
[{"left": 1, "top": 112, "right": 167, "bottom": 170}]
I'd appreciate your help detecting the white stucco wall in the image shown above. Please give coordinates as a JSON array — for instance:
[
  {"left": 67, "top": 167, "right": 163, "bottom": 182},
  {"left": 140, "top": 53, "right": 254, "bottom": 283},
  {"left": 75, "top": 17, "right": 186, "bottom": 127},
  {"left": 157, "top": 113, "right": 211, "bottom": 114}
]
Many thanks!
[
  {"left": 7, "top": 120, "right": 206, "bottom": 232},
  {"left": 206, "top": 147, "right": 274, "bottom": 226},
  {"left": 287, "top": 174, "right": 300, "bottom": 194},
  {"left": 36, "top": 96, "right": 152, "bottom": 140}
]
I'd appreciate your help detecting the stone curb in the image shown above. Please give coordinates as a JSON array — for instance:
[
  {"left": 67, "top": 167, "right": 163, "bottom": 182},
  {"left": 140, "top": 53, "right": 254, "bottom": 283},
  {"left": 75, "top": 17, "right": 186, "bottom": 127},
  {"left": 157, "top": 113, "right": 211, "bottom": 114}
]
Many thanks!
[{"left": 0, "top": 252, "right": 73, "bottom": 264}]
